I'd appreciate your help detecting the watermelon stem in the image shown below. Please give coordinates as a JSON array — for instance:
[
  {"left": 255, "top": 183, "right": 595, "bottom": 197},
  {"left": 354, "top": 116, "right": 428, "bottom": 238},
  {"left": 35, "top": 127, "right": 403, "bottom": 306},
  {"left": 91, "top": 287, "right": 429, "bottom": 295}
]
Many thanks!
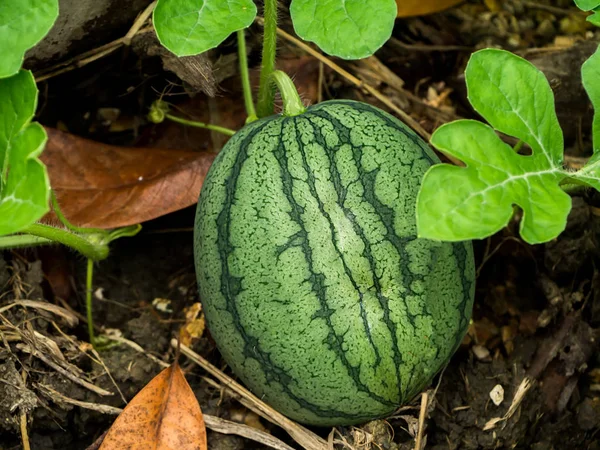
[
  {"left": 237, "top": 30, "right": 257, "bottom": 122},
  {"left": 268, "top": 70, "right": 306, "bottom": 117},
  {"left": 86, "top": 258, "right": 96, "bottom": 347},
  {"left": 15, "top": 224, "right": 110, "bottom": 260},
  {"left": 0, "top": 234, "right": 52, "bottom": 249},
  {"left": 256, "top": 0, "right": 278, "bottom": 118},
  {"left": 148, "top": 100, "right": 236, "bottom": 136},
  {"left": 163, "top": 114, "right": 236, "bottom": 136}
]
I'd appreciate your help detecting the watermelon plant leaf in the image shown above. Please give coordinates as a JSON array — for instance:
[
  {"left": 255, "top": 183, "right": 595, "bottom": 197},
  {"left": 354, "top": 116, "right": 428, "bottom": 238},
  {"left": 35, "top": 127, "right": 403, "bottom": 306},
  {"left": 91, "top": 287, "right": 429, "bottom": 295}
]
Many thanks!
[
  {"left": 466, "top": 49, "right": 564, "bottom": 166},
  {"left": 582, "top": 45, "right": 600, "bottom": 151},
  {"left": 417, "top": 48, "right": 580, "bottom": 244},
  {"left": 417, "top": 120, "right": 571, "bottom": 245},
  {"left": 573, "top": 0, "right": 600, "bottom": 11},
  {"left": 573, "top": 0, "right": 600, "bottom": 24},
  {"left": 0, "top": 70, "right": 50, "bottom": 236},
  {"left": 569, "top": 49, "right": 600, "bottom": 193},
  {"left": 290, "top": 0, "right": 397, "bottom": 59},
  {"left": 0, "top": 0, "right": 59, "bottom": 78},
  {"left": 153, "top": 0, "right": 257, "bottom": 56}
]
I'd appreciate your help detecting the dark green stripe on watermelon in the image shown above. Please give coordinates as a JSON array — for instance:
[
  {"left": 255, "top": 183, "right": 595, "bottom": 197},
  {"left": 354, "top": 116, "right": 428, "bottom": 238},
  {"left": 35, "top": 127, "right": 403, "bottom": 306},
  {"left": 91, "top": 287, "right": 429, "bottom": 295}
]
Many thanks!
[{"left": 194, "top": 100, "right": 475, "bottom": 426}]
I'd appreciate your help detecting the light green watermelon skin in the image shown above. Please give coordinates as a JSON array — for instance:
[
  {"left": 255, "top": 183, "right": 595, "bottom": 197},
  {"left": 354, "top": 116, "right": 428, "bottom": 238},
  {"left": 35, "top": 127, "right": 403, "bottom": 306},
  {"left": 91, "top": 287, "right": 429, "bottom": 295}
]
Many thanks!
[{"left": 194, "top": 100, "right": 475, "bottom": 426}]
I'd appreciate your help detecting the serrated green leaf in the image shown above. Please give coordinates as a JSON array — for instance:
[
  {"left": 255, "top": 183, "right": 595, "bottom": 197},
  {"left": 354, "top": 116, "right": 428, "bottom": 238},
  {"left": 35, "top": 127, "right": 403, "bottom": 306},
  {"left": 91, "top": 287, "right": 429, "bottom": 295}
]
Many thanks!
[
  {"left": 582, "top": 45, "right": 600, "bottom": 151},
  {"left": 574, "top": 0, "right": 600, "bottom": 11},
  {"left": 588, "top": 10, "right": 600, "bottom": 26},
  {"left": 0, "top": 0, "right": 59, "bottom": 78},
  {"left": 153, "top": 0, "right": 256, "bottom": 56},
  {"left": 290, "top": 0, "right": 397, "bottom": 59},
  {"left": 466, "top": 49, "right": 564, "bottom": 166},
  {"left": 417, "top": 120, "right": 571, "bottom": 244},
  {"left": 0, "top": 70, "right": 50, "bottom": 236}
]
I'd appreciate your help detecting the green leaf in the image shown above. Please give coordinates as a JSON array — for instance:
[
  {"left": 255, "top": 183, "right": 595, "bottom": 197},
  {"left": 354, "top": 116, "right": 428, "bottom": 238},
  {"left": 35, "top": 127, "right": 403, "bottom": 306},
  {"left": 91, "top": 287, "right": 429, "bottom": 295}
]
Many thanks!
[
  {"left": 417, "top": 121, "right": 570, "bottom": 244},
  {"left": 0, "top": 0, "right": 59, "bottom": 78},
  {"left": 290, "top": 0, "right": 397, "bottom": 59},
  {"left": 573, "top": 0, "right": 600, "bottom": 11},
  {"left": 417, "top": 49, "right": 572, "bottom": 244},
  {"left": 582, "top": 45, "right": 600, "bottom": 151},
  {"left": 153, "top": 0, "right": 257, "bottom": 56},
  {"left": 0, "top": 70, "right": 50, "bottom": 236},
  {"left": 466, "top": 49, "right": 564, "bottom": 166},
  {"left": 588, "top": 9, "right": 600, "bottom": 27}
]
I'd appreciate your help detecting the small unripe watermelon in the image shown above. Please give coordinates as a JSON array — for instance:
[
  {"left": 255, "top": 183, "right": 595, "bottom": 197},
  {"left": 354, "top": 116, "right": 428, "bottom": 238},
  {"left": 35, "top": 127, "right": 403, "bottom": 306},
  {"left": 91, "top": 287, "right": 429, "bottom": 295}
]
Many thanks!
[{"left": 194, "top": 100, "right": 475, "bottom": 426}]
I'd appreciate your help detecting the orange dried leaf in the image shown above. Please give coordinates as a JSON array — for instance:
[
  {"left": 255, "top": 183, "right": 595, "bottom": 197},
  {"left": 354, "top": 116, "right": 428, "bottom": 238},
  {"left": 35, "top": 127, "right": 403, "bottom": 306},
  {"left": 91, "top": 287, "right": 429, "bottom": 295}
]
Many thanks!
[
  {"left": 180, "top": 303, "right": 206, "bottom": 347},
  {"left": 41, "top": 128, "right": 216, "bottom": 229},
  {"left": 396, "top": 0, "right": 463, "bottom": 17},
  {"left": 99, "top": 362, "right": 207, "bottom": 450}
]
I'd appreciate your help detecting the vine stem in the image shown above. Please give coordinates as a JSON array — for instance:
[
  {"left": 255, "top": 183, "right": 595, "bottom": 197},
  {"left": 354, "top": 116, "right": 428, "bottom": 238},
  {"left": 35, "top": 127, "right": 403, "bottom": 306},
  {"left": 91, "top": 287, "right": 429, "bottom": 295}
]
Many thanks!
[
  {"left": 256, "top": 0, "right": 278, "bottom": 117},
  {"left": 561, "top": 182, "right": 588, "bottom": 195},
  {"left": 0, "top": 234, "right": 52, "bottom": 249},
  {"left": 237, "top": 30, "right": 257, "bottom": 121},
  {"left": 269, "top": 71, "right": 306, "bottom": 117},
  {"left": 51, "top": 191, "right": 105, "bottom": 235},
  {"left": 86, "top": 259, "right": 95, "bottom": 347},
  {"left": 165, "top": 114, "right": 236, "bottom": 136},
  {"left": 19, "top": 224, "right": 109, "bottom": 261}
]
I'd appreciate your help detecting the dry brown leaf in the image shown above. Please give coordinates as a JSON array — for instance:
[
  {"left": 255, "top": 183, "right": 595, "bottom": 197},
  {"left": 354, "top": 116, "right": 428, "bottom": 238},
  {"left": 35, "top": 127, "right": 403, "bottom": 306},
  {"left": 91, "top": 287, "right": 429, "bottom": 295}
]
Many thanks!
[
  {"left": 180, "top": 303, "right": 206, "bottom": 347},
  {"left": 396, "top": 0, "right": 463, "bottom": 17},
  {"left": 99, "top": 362, "right": 207, "bottom": 450},
  {"left": 41, "top": 128, "right": 216, "bottom": 229}
]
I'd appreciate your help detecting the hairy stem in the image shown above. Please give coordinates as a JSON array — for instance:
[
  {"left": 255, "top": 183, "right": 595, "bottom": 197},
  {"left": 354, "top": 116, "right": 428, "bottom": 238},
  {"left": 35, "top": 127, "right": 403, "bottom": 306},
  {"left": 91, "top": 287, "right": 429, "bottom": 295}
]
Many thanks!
[
  {"left": 269, "top": 70, "right": 306, "bottom": 117},
  {"left": 561, "top": 183, "right": 589, "bottom": 195},
  {"left": 165, "top": 114, "right": 236, "bottom": 136},
  {"left": 256, "top": 0, "right": 278, "bottom": 117},
  {"left": 21, "top": 224, "right": 109, "bottom": 261},
  {"left": 237, "top": 30, "right": 257, "bottom": 121},
  {"left": 0, "top": 234, "right": 53, "bottom": 249},
  {"left": 52, "top": 191, "right": 105, "bottom": 234}
]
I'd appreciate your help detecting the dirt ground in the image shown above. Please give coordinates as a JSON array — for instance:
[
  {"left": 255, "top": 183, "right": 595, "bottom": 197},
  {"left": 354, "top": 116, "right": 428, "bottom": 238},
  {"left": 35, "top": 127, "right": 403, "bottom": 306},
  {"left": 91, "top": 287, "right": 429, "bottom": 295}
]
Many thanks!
[{"left": 1, "top": 1, "right": 599, "bottom": 449}]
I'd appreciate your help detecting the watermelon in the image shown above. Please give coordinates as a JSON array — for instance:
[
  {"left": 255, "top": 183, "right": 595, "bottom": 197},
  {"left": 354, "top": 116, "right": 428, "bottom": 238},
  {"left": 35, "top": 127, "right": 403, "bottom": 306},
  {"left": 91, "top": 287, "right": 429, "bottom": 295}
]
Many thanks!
[{"left": 194, "top": 100, "right": 475, "bottom": 426}]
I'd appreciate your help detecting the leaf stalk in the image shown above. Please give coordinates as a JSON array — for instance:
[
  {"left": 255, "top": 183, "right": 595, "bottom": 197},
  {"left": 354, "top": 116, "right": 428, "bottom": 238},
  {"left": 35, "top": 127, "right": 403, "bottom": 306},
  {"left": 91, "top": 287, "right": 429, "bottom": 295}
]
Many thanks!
[
  {"left": 20, "top": 223, "right": 110, "bottom": 260},
  {"left": 237, "top": 30, "right": 257, "bottom": 122}
]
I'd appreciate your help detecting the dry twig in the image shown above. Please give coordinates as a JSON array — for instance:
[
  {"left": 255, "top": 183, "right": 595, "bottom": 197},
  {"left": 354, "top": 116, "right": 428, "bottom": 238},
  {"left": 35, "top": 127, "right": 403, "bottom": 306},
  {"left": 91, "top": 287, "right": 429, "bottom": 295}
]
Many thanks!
[
  {"left": 0, "top": 300, "right": 78, "bottom": 327},
  {"left": 19, "top": 345, "right": 112, "bottom": 396},
  {"left": 205, "top": 415, "right": 296, "bottom": 450},
  {"left": 173, "top": 340, "right": 328, "bottom": 450},
  {"left": 414, "top": 392, "right": 429, "bottom": 450},
  {"left": 36, "top": 384, "right": 122, "bottom": 415}
]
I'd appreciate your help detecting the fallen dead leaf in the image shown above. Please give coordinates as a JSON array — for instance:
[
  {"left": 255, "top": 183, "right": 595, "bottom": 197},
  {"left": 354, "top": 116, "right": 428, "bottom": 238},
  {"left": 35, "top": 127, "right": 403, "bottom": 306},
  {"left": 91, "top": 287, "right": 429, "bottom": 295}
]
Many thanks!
[
  {"left": 229, "top": 407, "right": 268, "bottom": 433},
  {"left": 99, "top": 362, "right": 207, "bottom": 450},
  {"left": 180, "top": 302, "right": 206, "bottom": 347},
  {"left": 41, "top": 128, "right": 216, "bottom": 229},
  {"left": 395, "top": 0, "right": 463, "bottom": 17}
]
